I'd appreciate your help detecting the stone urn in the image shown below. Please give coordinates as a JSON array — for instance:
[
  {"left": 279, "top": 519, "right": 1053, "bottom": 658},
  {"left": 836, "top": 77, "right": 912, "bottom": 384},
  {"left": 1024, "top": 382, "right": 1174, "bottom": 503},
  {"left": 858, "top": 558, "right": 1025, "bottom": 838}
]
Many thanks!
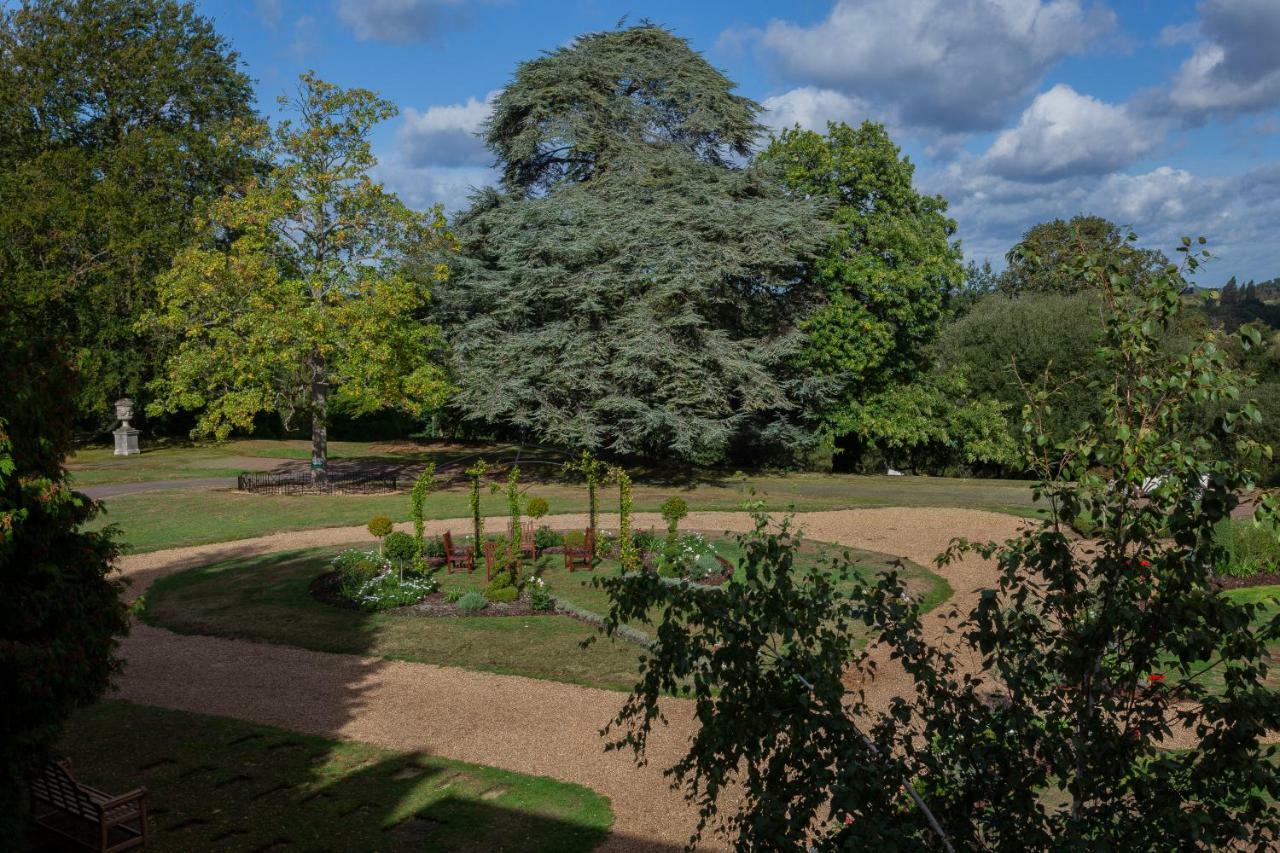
[{"left": 113, "top": 397, "right": 140, "bottom": 456}]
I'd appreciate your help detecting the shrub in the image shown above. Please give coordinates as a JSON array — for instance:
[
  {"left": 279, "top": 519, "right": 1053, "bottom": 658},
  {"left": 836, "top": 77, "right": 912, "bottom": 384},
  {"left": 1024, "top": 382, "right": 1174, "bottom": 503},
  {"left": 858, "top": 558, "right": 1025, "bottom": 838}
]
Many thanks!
[
  {"left": 526, "top": 496, "right": 550, "bottom": 519},
  {"left": 487, "top": 586, "right": 519, "bottom": 603},
  {"left": 564, "top": 530, "right": 586, "bottom": 547},
  {"left": 422, "top": 537, "right": 445, "bottom": 559},
  {"left": 456, "top": 591, "right": 487, "bottom": 614},
  {"left": 633, "top": 529, "right": 661, "bottom": 553},
  {"left": 367, "top": 515, "right": 394, "bottom": 553},
  {"left": 527, "top": 576, "right": 555, "bottom": 611},
  {"left": 485, "top": 572, "right": 513, "bottom": 595},
  {"left": 444, "top": 589, "right": 464, "bottom": 604},
  {"left": 660, "top": 496, "right": 689, "bottom": 534},
  {"left": 1214, "top": 518, "right": 1280, "bottom": 577},
  {"left": 384, "top": 531, "right": 417, "bottom": 565},
  {"left": 535, "top": 526, "right": 563, "bottom": 550}
]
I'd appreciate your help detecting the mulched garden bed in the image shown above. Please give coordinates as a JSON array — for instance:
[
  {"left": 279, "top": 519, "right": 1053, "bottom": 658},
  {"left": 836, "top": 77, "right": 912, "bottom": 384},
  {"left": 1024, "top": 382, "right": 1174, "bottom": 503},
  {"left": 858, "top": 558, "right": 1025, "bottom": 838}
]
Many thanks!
[{"left": 1213, "top": 571, "right": 1280, "bottom": 590}]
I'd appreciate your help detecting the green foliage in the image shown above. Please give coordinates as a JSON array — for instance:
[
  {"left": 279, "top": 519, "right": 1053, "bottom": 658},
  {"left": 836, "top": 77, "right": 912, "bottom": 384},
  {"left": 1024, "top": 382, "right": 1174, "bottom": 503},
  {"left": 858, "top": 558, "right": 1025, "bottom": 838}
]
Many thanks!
[
  {"left": 144, "top": 73, "right": 452, "bottom": 474},
  {"left": 614, "top": 468, "right": 640, "bottom": 572},
  {"left": 1002, "top": 215, "right": 1167, "bottom": 296},
  {"left": 466, "top": 459, "right": 488, "bottom": 552},
  {"left": 525, "top": 496, "right": 549, "bottom": 519},
  {"left": 506, "top": 466, "right": 522, "bottom": 567},
  {"left": 366, "top": 516, "right": 393, "bottom": 540},
  {"left": 566, "top": 451, "right": 603, "bottom": 539},
  {"left": 0, "top": 374, "right": 129, "bottom": 843},
  {"left": 484, "top": 25, "right": 760, "bottom": 195},
  {"left": 760, "top": 121, "right": 962, "bottom": 437},
  {"left": 534, "top": 526, "right": 563, "bottom": 550},
  {"left": 383, "top": 531, "right": 417, "bottom": 565},
  {"left": 939, "top": 290, "right": 1107, "bottom": 455},
  {"left": 527, "top": 576, "right": 555, "bottom": 611},
  {"left": 486, "top": 585, "right": 519, "bottom": 604},
  {"left": 0, "top": 0, "right": 255, "bottom": 421},
  {"left": 456, "top": 591, "right": 487, "bottom": 614},
  {"left": 659, "top": 496, "right": 689, "bottom": 533},
  {"left": 563, "top": 530, "right": 586, "bottom": 548},
  {"left": 444, "top": 589, "right": 464, "bottom": 604},
  {"left": 410, "top": 463, "right": 436, "bottom": 553},
  {"left": 448, "top": 31, "right": 830, "bottom": 465},
  {"left": 831, "top": 369, "right": 1017, "bottom": 472},
  {"left": 632, "top": 529, "right": 661, "bottom": 554},
  {"left": 597, "top": 237, "right": 1280, "bottom": 850},
  {"left": 1213, "top": 519, "right": 1280, "bottom": 577}
]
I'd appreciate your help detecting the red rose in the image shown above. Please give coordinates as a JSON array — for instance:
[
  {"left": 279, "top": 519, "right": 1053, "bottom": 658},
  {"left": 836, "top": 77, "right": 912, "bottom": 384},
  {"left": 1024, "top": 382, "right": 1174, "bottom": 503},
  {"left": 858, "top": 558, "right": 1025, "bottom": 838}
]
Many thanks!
[{"left": 1147, "top": 673, "right": 1165, "bottom": 684}]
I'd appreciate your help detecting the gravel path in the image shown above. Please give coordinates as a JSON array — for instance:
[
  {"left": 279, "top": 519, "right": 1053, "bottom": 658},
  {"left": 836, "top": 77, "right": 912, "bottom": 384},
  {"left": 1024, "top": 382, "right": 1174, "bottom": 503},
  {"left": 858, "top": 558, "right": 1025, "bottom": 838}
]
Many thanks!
[{"left": 114, "top": 507, "right": 1023, "bottom": 850}]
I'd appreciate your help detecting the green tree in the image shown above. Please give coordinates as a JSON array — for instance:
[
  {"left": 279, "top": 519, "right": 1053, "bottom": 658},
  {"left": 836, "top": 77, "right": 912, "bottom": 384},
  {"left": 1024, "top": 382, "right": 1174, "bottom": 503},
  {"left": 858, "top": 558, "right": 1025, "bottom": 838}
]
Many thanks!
[
  {"left": 760, "top": 122, "right": 962, "bottom": 425},
  {"left": 484, "top": 24, "right": 760, "bottom": 195},
  {"left": 445, "top": 27, "right": 828, "bottom": 464},
  {"left": 0, "top": 340, "right": 129, "bottom": 844},
  {"left": 1221, "top": 275, "right": 1239, "bottom": 304},
  {"left": 1002, "top": 215, "right": 1166, "bottom": 296},
  {"left": 0, "top": 0, "right": 255, "bottom": 421},
  {"left": 595, "top": 238, "right": 1280, "bottom": 850},
  {"left": 144, "top": 74, "right": 452, "bottom": 479}
]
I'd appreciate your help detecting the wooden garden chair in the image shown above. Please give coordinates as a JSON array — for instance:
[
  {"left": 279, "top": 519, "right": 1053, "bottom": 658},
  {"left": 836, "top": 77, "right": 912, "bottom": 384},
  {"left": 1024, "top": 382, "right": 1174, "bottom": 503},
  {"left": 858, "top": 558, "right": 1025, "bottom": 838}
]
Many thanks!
[
  {"left": 30, "top": 758, "right": 148, "bottom": 853},
  {"left": 482, "top": 539, "right": 499, "bottom": 581},
  {"left": 519, "top": 520, "right": 537, "bottom": 560},
  {"left": 442, "top": 530, "right": 474, "bottom": 574},
  {"left": 563, "top": 528, "right": 595, "bottom": 572}
]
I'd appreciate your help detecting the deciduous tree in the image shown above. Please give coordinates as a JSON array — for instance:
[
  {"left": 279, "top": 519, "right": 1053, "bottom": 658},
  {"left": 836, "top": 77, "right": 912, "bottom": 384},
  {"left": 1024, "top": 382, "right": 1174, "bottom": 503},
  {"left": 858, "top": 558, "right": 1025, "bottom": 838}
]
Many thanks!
[{"left": 145, "top": 74, "right": 452, "bottom": 479}]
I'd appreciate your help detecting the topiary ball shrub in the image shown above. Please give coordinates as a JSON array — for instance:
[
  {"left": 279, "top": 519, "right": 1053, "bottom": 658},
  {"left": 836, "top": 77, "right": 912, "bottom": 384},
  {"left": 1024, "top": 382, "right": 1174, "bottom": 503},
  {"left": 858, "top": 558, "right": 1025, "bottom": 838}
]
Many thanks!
[
  {"left": 526, "top": 496, "right": 550, "bottom": 519},
  {"left": 660, "top": 496, "right": 689, "bottom": 530},
  {"left": 367, "top": 515, "right": 394, "bottom": 539},
  {"left": 384, "top": 531, "right": 417, "bottom": 564},
  {"left": 456, "top": 591, "right": 487, "bottom": 614}
]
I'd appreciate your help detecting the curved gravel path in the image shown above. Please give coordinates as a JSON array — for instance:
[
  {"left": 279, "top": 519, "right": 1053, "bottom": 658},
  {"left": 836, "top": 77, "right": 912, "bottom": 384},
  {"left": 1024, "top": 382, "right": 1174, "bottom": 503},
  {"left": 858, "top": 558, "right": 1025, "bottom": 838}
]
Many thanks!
[{"left": 113, "top": 508, "right": 1025, "bottom": 850}]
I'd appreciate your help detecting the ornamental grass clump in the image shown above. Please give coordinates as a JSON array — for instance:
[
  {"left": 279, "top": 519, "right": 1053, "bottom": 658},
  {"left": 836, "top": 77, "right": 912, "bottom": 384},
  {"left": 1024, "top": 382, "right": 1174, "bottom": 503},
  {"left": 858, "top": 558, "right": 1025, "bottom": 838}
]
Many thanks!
[{"left": 456, "top": 591, "right": 487, "bottom": 614}]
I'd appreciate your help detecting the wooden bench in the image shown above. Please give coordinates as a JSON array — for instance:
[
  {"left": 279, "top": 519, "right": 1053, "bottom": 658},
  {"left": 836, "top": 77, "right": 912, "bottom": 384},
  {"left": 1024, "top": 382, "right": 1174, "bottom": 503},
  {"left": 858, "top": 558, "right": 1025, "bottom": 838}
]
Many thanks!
[
  {"left": 442, "top": 530, "right": 474, "bottom": 574},
  {"left": 563, "top": 528, "right": 595, "bottom": 572},
  {"left": 30, "top": 758, "right": 147, "bottom": 852}
]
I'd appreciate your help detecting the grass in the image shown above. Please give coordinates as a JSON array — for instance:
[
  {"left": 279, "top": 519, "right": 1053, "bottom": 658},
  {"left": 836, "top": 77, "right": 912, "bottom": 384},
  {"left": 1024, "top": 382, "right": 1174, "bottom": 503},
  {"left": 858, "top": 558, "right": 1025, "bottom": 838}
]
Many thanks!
[
  {"left": 32, "top": 700, "right": 611, "bottom": 852},
  {"left": 1213, "top": 518, "right": 1280, "bottom": 577},
  {"left": 140, "top": 536, "right": 948, "bottom": 692},
  {"left": 80, "top": 440, "right": 1041, "bottom": 553}
]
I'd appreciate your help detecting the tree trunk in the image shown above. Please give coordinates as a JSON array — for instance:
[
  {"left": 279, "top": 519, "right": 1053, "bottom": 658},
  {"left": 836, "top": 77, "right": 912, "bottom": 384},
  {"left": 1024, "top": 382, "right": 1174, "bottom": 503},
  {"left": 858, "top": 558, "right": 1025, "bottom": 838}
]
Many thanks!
[{"left": 310, "top": 355, "right": 328, "bottom": 483}]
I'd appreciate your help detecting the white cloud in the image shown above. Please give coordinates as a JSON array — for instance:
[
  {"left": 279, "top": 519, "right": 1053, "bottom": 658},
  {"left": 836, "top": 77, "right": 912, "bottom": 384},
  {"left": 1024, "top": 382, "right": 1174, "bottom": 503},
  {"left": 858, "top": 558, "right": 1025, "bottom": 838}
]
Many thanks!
[
  {"left": 1151, "top": 0, "right": 1280, "bottom": 123},
  {"left": 980, "top": 85, "right": 1162, "bottom": 181},
  {"left": 753, "top": 0, "right": 1115, "bottom": 133},
  {"left": 930, "top": 159, "right": 1280, "bottom": 282},
  {"left": 376, "top": 158, "right": 496, "bottom": 217},
  {"left": 397, "top": 91, "right": 496, "bottom": 168},
  {"left": 336, "top": 0, "right": 468, "bottom": 44},
  {"left": 760, "top": 87, "right": 870, "bottom": 133}
]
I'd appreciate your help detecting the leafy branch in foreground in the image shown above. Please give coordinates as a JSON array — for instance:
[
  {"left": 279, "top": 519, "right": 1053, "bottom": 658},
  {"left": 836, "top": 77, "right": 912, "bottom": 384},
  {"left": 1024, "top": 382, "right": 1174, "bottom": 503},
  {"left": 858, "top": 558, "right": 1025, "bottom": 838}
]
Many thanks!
[{"left": 596, "top": 237, "right": 1280, "bottom": 850}]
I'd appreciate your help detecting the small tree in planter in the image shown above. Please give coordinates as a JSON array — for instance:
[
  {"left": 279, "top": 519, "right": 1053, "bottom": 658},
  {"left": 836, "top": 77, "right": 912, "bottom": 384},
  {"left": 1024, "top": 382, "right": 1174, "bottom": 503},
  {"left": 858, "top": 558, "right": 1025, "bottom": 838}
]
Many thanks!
[
  {"left": 659, "top": 496, "right": 689, "bottom": 548},
  {"left": 613, "top": 466, "right": 640, "bottom": 573},
  {"left": 465, "top": 459, "right": 488, "bottom": 550},
  {"left": 367, "top": 515, "right": 393, "bottom": 555},
  {"left": 383, "top": 531, "right": 417, "bottom": 580},
  {"left": 410, "top": 462, "right": 436, "bottom": 569},
  {"left": 526, "top": 496, "right": 549, "bottom": 522},
  {"left": 566, "top": 450, "right": 604, "bottom": 554}
]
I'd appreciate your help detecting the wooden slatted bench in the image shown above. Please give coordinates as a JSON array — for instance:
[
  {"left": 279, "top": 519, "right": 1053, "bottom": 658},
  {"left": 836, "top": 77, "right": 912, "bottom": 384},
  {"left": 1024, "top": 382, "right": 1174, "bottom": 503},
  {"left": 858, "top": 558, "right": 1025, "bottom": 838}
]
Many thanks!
[{"left": 30, "top": 759, "right": 148, "bottom": 852}]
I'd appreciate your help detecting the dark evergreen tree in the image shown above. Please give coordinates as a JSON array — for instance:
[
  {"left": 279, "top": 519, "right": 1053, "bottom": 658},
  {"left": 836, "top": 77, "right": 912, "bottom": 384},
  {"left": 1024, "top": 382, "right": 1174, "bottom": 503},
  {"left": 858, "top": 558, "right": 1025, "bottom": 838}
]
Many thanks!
[
  {"left": 1221, "top": 275, "right": 1239, "bottom": 304},
  {"left": 1245, "top": 280, "right": 1259, "bottom": 302},
  {"left": 444, "top": 26, "right": 829, "bottom": 464}
]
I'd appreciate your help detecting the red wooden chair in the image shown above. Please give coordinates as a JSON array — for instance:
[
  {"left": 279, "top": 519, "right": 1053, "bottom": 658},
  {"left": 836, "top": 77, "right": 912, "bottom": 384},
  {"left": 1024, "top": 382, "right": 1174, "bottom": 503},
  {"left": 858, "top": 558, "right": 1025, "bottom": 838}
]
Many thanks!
[
  {"left": 442, "top": 530, "right": 474, "bottom": 574},
  {"left": 482, "top": 539, "right": 499, "bottom": 581},
  {"left": 563, "top": 528, "right": 595, "bottom": 573},
  {"left": 519, "top": 520, "right": 537, "bottom": 560}
]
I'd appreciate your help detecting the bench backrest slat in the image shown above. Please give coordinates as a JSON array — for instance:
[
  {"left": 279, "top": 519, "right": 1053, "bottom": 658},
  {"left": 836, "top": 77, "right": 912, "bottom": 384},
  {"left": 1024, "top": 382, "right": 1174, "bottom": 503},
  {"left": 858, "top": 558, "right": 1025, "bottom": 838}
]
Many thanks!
[{"left": 31, "top": 761, "right": 98, "bottom": 820}]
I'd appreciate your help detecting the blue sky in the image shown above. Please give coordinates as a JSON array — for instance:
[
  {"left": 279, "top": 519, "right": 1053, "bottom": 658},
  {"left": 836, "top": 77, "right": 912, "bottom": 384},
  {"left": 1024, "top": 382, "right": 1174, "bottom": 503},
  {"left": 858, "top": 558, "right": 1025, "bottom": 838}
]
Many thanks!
[{"left": 198, "top": 0, "right": 1280, "bottom": 284}]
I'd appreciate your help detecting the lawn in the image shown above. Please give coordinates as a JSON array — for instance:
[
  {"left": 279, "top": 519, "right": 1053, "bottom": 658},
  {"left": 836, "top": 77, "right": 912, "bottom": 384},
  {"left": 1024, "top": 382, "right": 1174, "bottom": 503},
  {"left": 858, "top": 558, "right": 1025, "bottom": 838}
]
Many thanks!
[
  {"left": 28, "top": 700, "right": 611, "bottom": 852},
  {"left": 139, "top": 535, "right": 947, "bottom": 692},
  {"left": 81, "top": 439, "right": 1042, "bottom": 553}
]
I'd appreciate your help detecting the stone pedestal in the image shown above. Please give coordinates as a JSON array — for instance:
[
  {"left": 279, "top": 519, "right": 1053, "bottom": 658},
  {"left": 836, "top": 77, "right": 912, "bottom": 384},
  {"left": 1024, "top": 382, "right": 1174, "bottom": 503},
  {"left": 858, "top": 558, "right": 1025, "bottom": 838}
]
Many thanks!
[
  {"left": 112, "top": 397, "right": 140, "bottom": 456},
  {"left": 113, "top": 427, "right": 140, "bottom": 456}
]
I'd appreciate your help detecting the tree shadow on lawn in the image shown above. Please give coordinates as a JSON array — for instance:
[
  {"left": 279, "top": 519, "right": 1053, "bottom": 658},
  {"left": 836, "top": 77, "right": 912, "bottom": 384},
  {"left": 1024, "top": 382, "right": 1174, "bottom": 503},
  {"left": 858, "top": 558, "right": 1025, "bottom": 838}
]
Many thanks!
[
  {"left": 59, "top": 546, "right": 674, "bottom": 851},
  {"left": 25, "top": 700, "right": 634, "bottom": 852}
]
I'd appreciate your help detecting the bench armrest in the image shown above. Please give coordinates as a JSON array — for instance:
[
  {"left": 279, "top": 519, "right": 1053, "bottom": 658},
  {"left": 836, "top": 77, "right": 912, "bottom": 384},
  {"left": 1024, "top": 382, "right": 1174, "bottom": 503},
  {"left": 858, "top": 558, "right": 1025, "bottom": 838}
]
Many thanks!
[{"left": 96, "top": 787, "right": 147, "bottom": 811}]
